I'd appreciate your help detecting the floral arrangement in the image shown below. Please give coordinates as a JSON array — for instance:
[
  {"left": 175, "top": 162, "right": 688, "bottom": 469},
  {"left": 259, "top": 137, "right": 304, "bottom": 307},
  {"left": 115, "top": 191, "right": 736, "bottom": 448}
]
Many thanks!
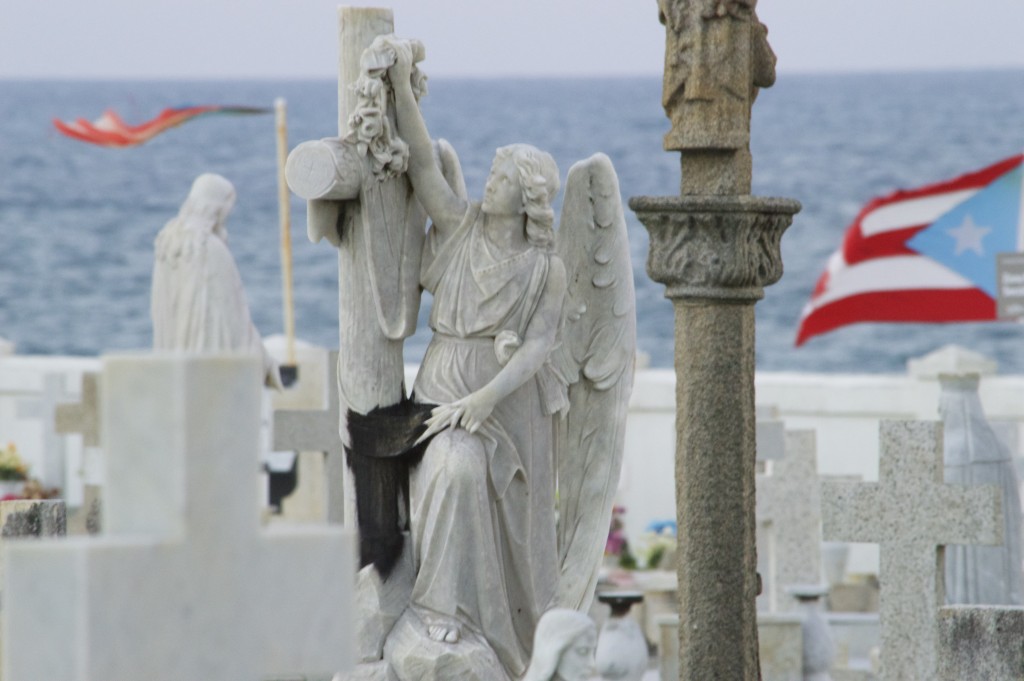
[
  {"left": 605, "top": 505, "right": 637, "bottom": 569},
  {"left": 605, "top": 509, "right": 679, "bottom": 571},
  {"left": 0, "top": 442, "right": 29, "bottom": 481},
  {"left": 636, "top": 519, "right": 677, "bottom": 570}
]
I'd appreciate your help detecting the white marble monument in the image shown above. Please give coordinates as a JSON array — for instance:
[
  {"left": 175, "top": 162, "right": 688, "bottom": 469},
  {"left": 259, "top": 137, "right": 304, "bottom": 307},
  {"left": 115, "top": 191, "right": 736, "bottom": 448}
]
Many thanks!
[
  {"left": 2, "top": 355, "right": 355, "bottom": 680},
  {"left": 290, "top": 17, "right": 636, "bottom": 681},
  {"left": 151, "top": 173, "right": 281, "bottom": 388}
]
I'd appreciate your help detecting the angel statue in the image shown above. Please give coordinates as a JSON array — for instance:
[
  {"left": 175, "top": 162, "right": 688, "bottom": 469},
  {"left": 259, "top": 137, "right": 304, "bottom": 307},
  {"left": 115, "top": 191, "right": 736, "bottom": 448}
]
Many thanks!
[
  {"left": 336, "top": 40, "right": 636, "bottom": 681},
  {"left": 151, "top": 173, "right": 281, "bottom": 388}
]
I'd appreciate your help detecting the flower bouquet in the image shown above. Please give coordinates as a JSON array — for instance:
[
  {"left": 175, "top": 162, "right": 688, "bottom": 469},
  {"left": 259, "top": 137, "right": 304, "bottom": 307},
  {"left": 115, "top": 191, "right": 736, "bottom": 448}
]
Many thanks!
[{"left": 0, "top": 442, "right": 29, "bottom": 499}]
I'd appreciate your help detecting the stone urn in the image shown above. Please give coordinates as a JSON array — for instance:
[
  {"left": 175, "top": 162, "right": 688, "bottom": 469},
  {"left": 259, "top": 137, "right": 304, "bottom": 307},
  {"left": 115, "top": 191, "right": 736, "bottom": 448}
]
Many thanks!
[
  {"left": 787, "top": 584, "right": 835, "bottom": 681},
  {"left": 595, "top": 591, "right": 648, "bottom": 681}
]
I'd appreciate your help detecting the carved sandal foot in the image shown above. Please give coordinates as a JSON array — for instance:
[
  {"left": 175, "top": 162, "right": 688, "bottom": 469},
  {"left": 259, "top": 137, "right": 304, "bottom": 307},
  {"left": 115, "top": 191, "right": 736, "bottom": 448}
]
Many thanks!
[{"left": 426, "top": 622, "right": 461, "bottom": 644}]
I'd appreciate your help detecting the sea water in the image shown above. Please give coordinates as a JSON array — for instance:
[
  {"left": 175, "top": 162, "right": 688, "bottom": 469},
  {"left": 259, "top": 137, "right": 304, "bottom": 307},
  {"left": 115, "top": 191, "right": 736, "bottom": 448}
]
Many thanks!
[{"left": 2, "top": 71, "right": 1023, "bottom": 372}]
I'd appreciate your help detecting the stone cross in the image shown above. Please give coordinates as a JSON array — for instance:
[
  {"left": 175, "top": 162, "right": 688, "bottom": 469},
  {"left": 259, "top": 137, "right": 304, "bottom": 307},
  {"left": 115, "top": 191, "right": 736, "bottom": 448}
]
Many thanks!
[
  {"left": 273, "top": 351, "right": 346, "bottom": 524},
  {"left": 2, "top": 355, "right": 355, "bottom": 680},
  {"left": 630, "top": 3, "right": 799, "bottom": 678},
  {"left": 54, "top": 371, "right": 100, "bottom": 447},
  {"left": 822, "top": 420, "right": 1002, "bottom": 680},
  {"left": 756, "top": 430, "right": 823, "bottom": 612}
]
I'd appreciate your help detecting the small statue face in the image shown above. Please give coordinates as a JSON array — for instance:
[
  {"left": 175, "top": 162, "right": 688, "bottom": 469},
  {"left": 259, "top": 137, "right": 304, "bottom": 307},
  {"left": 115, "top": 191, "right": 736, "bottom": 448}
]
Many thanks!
[
  {"left": 482, "top": 156, "right": 523, "bottom": 217},
  {"left": 555, "top": 629, "right": 597, "bottom": 681}
]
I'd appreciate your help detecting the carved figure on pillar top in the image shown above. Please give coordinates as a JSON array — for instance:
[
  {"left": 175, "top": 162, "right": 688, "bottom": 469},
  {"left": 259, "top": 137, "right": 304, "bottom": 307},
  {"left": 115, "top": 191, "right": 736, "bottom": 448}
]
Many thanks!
[{"left": 657, "top": 0, "right": 777, "bottom": 152}]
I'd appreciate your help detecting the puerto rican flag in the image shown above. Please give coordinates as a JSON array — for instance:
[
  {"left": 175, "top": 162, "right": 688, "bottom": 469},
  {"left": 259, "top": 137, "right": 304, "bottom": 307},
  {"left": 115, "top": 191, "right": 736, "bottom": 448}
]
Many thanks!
[{"left": 796, "top": 153, "right": 1024, "bottom": 346}]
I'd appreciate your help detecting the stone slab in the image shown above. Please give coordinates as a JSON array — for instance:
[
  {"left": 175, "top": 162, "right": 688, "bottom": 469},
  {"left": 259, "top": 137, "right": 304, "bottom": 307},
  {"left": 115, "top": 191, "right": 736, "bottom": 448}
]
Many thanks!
[{"left": 938, "top": 606, "right": 1024, "bottom": 681}]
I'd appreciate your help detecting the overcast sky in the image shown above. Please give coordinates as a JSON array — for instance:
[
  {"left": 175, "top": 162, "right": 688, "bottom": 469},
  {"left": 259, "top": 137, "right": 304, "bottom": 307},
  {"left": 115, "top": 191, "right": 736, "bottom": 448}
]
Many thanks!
[{"left": 3, "top": 1, "right": 1024, "bottom": 79}]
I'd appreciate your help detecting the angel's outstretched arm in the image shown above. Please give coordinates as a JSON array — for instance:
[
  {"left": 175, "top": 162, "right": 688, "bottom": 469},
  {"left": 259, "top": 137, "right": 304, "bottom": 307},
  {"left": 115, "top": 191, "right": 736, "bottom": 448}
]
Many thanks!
[{"left": 389, "top": 46, "right": 467, "bottom": 234}]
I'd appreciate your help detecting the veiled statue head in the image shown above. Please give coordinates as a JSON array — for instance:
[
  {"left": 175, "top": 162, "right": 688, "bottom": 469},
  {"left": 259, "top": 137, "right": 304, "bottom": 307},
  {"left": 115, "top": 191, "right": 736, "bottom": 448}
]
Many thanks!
[
  {"left": 488, "top": 144, "right": 560, "bottom": 249},
  {"left": 178, "top": 173, "right": 236, "bottom": 241},
  {"left": 521, "top": 609, "right": 597, "bottom": 681}
]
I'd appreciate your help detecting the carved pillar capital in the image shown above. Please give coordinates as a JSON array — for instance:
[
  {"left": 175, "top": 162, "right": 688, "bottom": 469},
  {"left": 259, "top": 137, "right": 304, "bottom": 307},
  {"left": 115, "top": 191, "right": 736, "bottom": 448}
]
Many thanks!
[{"left": 629, "top": 195, "right": 800, "bottom": 301}]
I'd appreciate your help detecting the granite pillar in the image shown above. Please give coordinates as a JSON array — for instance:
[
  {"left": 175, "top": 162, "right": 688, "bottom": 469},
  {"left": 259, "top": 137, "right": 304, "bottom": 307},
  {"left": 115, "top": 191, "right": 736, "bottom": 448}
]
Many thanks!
[
  {"left": 631, "top": 196, "right": 798, "bottom": 679},
  {"left": 633, "top": 2, "right": 801, "bottom": 676}
]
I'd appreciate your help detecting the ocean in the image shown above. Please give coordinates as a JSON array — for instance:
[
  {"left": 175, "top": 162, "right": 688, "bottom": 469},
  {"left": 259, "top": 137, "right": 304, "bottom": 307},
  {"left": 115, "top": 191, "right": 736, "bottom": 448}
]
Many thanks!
[{"left": 2, "top": 71, "right": 1024, "bottom": 373}]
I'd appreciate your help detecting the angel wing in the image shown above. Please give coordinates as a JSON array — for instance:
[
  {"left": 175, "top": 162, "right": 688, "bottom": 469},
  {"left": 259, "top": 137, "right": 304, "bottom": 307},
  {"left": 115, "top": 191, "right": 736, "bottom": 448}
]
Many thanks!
[{"left": 552, "top": 153, "right": 637, "bottom": 611}]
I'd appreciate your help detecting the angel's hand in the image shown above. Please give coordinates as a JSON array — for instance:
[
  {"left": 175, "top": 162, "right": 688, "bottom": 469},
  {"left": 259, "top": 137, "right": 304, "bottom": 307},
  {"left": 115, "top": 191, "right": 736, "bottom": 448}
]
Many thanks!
[
  {"left": 387, "top": 40, "right": 414, "bottom": 84},
  {"left": 414, "top": 392, "right": 498, "bottom": 444},
  {"left": 452, "top": 391, "right": 497, "bottom": 434}
]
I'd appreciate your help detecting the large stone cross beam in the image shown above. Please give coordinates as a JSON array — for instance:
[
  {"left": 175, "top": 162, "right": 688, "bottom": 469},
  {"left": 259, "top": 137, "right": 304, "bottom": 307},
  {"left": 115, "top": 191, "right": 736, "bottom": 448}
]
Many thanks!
[
  {"left": 822, "top": 419, "right": 1002, "bottom": 680},
  {"left": 3, "top": 355, "right": 356, "bottom": 680}
]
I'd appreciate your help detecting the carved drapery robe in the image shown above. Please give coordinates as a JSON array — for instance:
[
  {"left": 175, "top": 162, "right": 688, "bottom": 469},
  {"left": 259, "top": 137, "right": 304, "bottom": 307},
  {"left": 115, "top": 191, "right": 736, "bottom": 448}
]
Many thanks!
[{"left": 410, "top": 203, "right": 562, "bottom": 676}]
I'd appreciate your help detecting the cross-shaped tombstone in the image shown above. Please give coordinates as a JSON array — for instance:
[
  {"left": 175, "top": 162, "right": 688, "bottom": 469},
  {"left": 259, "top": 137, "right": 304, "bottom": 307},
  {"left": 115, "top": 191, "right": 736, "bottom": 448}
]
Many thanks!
[
  {"left": 822, "top": 419, "right": 1002, "bottom": 680},
  {"left": 55, "top": 372, "right": 100, "bottom": 447},
  {"left": 3, "top": 354, "right": 355, "bottom": 680},
  {"left": 15, "top": 373, "right": 73, "bottom": 487},
  {"left": 756, "top": 429, "right": 823, "bottom": 612},
  {"left": 274, "top": 351, "right": 346, "bottom": 524}
]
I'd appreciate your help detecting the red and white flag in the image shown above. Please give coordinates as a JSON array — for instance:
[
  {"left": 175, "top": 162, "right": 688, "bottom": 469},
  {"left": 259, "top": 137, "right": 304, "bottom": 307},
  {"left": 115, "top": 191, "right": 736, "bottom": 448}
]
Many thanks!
[
  {"left": 796, "top": 153, "right": 1024, "bottom": 346},
  {"left": 53, "top": 105, "right": 269, "bottom": 147}
]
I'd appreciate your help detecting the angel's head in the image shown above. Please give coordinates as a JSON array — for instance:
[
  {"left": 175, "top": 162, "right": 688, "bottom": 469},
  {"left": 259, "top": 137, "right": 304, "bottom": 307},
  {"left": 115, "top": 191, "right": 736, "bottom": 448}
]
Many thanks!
[
  {"left": 178, "top": 173, "right": 236, "bottom": 241},
  {"left": 521, "top": 609, "right": 597, "bottom": 681},
  {"left": 484, "top": 144, "right": 560, "bottom": 249}
]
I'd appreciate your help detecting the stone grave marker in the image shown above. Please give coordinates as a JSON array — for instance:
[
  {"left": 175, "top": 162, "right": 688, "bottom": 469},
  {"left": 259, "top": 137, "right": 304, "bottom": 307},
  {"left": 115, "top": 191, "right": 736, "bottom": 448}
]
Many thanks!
[
  {"left": 822, "top": 420, "right": 1002, "bottom": 680},
  {"left": 3, "top": 354, "right": 355, "bottom": 680},
  {"left": 756, "top": 429, "right": 823, "bottom": 612},
  {"left": 54, "top": 372, "right": 103, "bottom": 534},
  {"left": 0, "top": 499, "right": 66, "bottom": 592},
  {"left": 273, "top": 351, "right": 346, "bottom": 524},
  {"left": 54, "top": 372, "right": 100, "bottom": 447},
  {"left": 0, "top": 499, "right": 67, "bottom": 676}
]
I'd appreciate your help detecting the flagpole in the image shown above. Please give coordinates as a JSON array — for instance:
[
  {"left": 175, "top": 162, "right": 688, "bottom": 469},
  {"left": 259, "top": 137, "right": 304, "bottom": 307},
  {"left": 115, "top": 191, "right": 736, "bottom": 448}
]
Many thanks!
[{"left": 275, "top": 97, "right": 298, "bottom": 381}]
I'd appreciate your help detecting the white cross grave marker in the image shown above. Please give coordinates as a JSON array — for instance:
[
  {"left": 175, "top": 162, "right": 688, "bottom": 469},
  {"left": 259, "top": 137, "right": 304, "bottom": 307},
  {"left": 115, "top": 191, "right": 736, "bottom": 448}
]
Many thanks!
[
  {"left": 54, "top": 371, "right": 100, "bottom": 447},
  {"left": 3, "top": 354, "right": 355, "bottom": 681},
  {"left": 822, "top": 420, "right": 1002, "bottom": 680},
  {"left": 756, "top": 429, "right": 823, "bottom": 612},
  {"left": 274, "top": 351, "right": 347, "bottom": 524}
]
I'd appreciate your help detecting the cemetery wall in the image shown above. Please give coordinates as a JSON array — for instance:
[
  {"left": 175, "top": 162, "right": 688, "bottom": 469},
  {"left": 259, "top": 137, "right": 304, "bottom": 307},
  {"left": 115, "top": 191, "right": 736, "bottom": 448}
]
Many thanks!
[{"left": 5, "top": 353, "right": 1024, "bottom": 576}]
